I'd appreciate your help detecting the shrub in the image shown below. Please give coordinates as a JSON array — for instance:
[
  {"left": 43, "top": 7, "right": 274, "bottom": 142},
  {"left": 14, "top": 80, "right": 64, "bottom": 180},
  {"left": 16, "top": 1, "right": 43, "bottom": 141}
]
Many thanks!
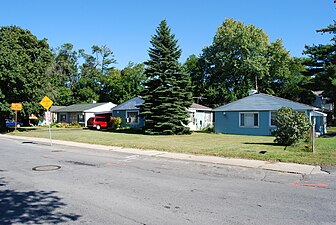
[
  {"left": 201, "top": 125, "right": 215, "bottom": 133},
  {"left": 51, "top": 122, "right": 67, "bottom": 128},
  {"left": 271, "top": 107, "right": 311, "bottom": 146},
  {"left": 109, "top": 117, "right": 122, "bottom": 130},
  {"left": 69, "top": 122, "right": 81, "bottom": 128}
]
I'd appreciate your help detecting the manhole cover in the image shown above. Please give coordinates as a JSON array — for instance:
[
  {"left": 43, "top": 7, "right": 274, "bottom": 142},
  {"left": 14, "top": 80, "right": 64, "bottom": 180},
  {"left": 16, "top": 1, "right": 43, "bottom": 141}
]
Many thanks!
[{"left": 32, "top": 165, "right": 61, "bottom": 171}]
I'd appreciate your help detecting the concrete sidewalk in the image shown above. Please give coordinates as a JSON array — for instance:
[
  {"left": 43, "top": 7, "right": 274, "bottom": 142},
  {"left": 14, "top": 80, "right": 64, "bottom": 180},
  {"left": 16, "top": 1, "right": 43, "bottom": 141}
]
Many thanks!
[{"left": 3, "top": 134, "right": 326, "bottom": 175}]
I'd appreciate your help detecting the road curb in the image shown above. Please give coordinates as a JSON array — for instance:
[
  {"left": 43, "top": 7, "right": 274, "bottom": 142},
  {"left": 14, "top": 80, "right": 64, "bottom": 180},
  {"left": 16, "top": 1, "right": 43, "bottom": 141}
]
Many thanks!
[{"left": 2, "top": 134, "right": 327, "bottom": 175}]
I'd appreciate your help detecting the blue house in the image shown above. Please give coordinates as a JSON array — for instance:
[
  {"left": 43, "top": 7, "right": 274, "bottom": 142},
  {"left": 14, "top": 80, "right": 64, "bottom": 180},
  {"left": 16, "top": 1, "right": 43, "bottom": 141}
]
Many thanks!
[
  {"left": 112, "top": 97, "right": 145, "bottom": 129},
  {"left": 213, "top": 92, "right": 326, "bottom": 136}
]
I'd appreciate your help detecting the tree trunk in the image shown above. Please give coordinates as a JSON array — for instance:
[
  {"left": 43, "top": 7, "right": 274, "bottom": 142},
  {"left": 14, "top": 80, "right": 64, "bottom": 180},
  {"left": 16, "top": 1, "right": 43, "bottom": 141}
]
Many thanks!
[{"left": 0, "top": 113, "right": 7, "bottom": 133}]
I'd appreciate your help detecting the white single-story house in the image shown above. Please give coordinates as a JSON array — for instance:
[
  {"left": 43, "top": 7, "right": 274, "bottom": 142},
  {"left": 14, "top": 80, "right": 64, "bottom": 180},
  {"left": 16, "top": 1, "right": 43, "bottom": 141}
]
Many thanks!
[
  {"left": 213, "top": 92, "right": 327, "bottom": 136},
  {"left": 188, "top": 103, "right": 213, "bottom": 131},
  {"left": 53, "top": 102, "right": 116, "bottom": 127}
]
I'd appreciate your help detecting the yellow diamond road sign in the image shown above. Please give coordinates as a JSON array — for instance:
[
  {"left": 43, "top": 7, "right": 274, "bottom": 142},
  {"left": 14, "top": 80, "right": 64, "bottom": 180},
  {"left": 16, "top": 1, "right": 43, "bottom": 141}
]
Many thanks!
[{"left": 40, "top": 96, "right": 53, "bottom": 110}]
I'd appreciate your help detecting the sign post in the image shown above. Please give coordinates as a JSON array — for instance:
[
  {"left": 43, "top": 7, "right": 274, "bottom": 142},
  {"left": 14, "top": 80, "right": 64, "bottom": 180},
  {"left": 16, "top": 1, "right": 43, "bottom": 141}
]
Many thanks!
[
  {"left": 40, "top": 96, "right": 54, "bottom": 146},
  {"left": 10, "top": 103, "right": 22, "bottom": 132},
  {"left": 312, "top": 115, "right": 316, "bottom": 153}
]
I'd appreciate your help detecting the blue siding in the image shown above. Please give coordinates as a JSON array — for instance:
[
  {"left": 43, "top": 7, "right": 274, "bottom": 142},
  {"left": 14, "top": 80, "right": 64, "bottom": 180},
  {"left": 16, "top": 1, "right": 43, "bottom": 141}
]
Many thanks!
[
  {"left": 215, "top": 110, "right": 312, "bottom": 136},
  {"left": 215, "top": 111, "right": 276, "bottom": 136},
  {"left": 112, "top": 109, "right": 144, "bottom": 129}
]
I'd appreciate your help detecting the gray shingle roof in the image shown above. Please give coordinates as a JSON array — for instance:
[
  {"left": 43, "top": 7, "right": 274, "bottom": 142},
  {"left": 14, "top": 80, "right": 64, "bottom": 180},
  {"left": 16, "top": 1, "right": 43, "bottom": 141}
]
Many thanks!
[
  {"left": 53, "top": 102, "right": 108, "bottom": 112},
  {"left": 213, "top": 93, "right": 315, "bottom": 112},
  {"left": 112, "top": 97, "right": 144, "bottom": 111},
  {"left": 189, "top": 103, "right": 212, "bottom": 111},
  {"left": 50, "top": 106, "right": 66, "bottom": 112}
]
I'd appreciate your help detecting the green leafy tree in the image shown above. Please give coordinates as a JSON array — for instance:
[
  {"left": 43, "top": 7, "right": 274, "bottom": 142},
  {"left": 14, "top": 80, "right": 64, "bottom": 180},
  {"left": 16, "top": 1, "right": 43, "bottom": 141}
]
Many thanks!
[
  {"left": 0, "top": 26, "right": 53, "bottom": 131},
  {"left": 303, "top": 21, "right": 336, "bottom": 114},
  {"left": 278, "top": 57, "right": 315, "bottom": 105},
  {"left": 201, "top": 19, "right": 269, "bottom": 107},
  {"left": 75, "top": 45, "right": 116, "bottom": 103},
  {"left": 48, "top": 43, "right": 79, "bottom": 105},
  {"left": 185, "top": 19, "right": 307, "bottom": 108},
  {"left": 182, "top": 54, "right": 207, "bottom": 103},
  {"left": 271, "top": 107, "right": 311, "bottom": 146},
  {"left": 101, "top": 62, "right": 146, "bottom": 104},
  {"left": 141, "top": 20, "right": 193, "bottom": 135}
]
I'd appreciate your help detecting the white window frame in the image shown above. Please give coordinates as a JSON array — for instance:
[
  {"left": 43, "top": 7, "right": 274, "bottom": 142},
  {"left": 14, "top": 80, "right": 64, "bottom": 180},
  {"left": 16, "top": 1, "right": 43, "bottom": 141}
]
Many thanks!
[
  {"left": 269, "top": 111, "right": 277, "bottom": 127},
  {"left": 239, "top": 112, "right": 259, "bottom": 128},
  {"left": 126, "top": 111, "right": 139, "bottom": 124}
]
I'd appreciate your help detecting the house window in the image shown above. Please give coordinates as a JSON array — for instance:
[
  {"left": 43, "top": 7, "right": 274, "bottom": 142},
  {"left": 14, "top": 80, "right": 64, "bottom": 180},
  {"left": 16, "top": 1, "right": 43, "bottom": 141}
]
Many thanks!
[
  {"left": 240, "top": 112, "right": 259, "bottom": 128},
  {"left": 190, "top": 112, "right": 196, "bottom": 125},
  {"left": 78, "top": 114, "right": 84, "bottom": 123},
  {"left": 270, "top": 111, "right": 277, "bottom": 127},
  {"left": 204, "top": 112, "right": 212, "bottom": 123},
  {"left": 126, "top": 111, "right": 138, "bottom": 123},
  {"left": 60, "top": 114, "right": 67, "bottom": 122}
]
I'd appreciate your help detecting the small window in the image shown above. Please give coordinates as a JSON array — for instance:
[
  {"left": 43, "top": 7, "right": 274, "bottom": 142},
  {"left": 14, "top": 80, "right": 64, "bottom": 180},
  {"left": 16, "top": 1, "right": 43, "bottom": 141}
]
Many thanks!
[
  {"left": 190, "top": 112, "right": 196, "bottom": 125},
  {"left": 204, "top": 112, "right": 212, "bottom": 123},
  {"left": 240, "top": 112, "right": 259, "bottom": 128},
  {"left": 60, "top": 114, "right": 66, "bottom": 122},
  {"left": 127, "top": 111, "right": 138, "bottom": 123},
  {"left": 270, "top": 111, "right": 277, "bottom": 126},
  {"left": 78, "top": 114, "right": 84, "bottom": 123}
]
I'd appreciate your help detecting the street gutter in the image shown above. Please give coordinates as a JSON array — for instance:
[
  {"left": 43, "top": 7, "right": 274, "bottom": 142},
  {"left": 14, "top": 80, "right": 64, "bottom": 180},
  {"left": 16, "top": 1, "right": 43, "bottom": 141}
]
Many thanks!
[{"left": 2, "top": 134, "right": 326, "bottom": 175}]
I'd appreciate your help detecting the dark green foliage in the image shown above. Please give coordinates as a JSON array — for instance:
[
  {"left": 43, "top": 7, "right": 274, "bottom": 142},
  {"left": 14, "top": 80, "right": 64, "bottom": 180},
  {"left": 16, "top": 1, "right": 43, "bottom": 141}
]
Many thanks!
[
  {"left": 141, "top": 20, "right": 193, "bottom": 135},
  {"left": 47, "top": 43, "right": 79, "bottom": 106},
  {"left": 0, "top": 26, "right": 54, "bottom": 131},
  {"left": 74, "top": 45, "right": 116, "bottom": 103},
  {"left": 101, "top": 62, "right": 146, "bottom": 104},
  {"left": 271, "top": 107, "right": 311, "bottom": 146},
  {"left": 303, "top": 21, "right": 336, "bottom": 114}
]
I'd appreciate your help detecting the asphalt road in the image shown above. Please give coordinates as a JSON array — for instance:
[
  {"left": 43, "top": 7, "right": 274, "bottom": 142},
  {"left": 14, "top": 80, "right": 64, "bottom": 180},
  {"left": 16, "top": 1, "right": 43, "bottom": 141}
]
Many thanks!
[{"left": 0, "top": 136, "right": 335, "bottom": 225}]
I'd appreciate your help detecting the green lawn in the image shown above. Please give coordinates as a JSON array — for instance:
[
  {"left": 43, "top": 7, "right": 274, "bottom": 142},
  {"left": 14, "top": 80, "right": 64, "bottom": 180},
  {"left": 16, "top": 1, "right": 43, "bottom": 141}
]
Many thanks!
[{"left": 10, "top": 127, "right": 336, "bottom": 166}]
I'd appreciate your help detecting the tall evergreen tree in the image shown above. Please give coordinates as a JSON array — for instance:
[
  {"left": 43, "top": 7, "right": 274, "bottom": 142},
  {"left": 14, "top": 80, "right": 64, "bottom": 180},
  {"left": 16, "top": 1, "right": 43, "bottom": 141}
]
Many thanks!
[
  {"left": 141, "top": 20, "right": 192, "bottom": 135},
  {"left": 303, "top": 21, "right": 336, "bottom": 113}
]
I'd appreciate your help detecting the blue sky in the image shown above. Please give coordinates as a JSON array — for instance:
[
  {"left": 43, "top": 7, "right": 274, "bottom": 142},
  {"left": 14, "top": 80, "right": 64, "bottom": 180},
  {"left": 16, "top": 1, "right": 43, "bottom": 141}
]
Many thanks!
[{"left": 1, "top": 1, "right": 335, "bottom": 69}]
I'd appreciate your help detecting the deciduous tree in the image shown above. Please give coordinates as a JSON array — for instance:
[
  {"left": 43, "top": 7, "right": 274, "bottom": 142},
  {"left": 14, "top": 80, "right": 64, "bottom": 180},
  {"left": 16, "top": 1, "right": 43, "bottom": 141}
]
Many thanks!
[
  {"left": 184, "top": 19, "right": 309, "bottom": 108},
  {"left": 0, "top": 26, "right": 53, "bottom": 131}
]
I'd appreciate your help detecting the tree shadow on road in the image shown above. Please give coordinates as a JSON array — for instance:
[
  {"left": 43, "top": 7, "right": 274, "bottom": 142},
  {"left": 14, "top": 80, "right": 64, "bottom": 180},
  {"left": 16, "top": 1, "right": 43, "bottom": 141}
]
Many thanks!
[{"left": 0, "top": 177, "right": 81, "bottom": 225}]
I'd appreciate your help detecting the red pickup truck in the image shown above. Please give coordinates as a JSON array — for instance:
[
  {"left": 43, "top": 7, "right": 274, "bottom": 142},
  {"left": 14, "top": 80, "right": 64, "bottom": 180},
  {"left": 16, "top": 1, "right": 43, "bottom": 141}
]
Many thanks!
[{"left": 87, "top": 116, "right": 109, "bottom": 130}]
